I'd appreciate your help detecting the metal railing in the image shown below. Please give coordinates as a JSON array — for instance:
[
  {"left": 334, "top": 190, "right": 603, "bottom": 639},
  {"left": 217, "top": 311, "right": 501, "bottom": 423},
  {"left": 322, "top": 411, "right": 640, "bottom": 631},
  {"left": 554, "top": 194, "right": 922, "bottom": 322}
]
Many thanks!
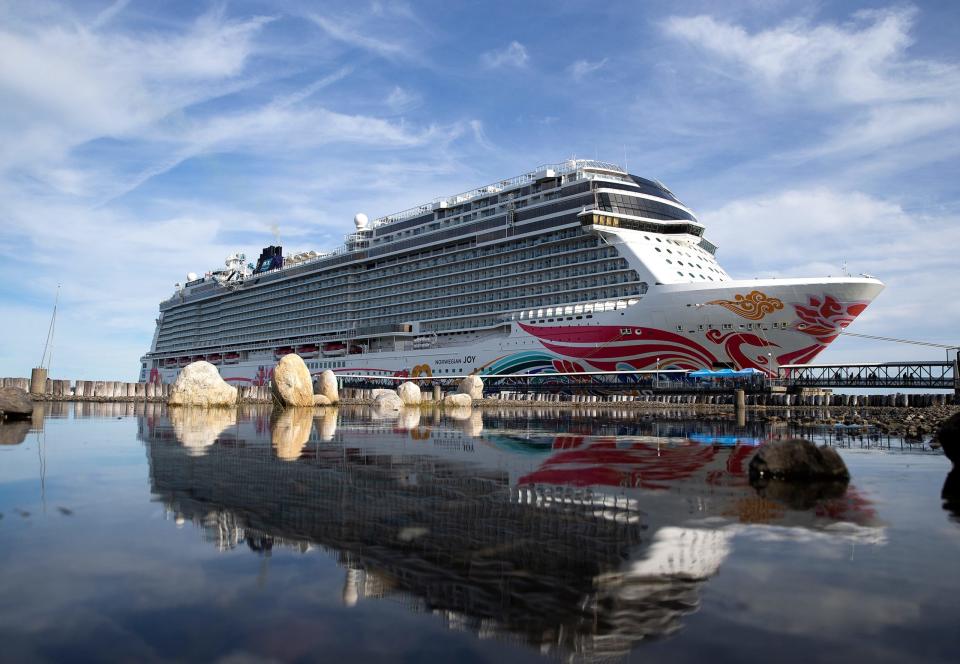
[{"left": 779, "top": 361, "right": 956, "bottom": 390}]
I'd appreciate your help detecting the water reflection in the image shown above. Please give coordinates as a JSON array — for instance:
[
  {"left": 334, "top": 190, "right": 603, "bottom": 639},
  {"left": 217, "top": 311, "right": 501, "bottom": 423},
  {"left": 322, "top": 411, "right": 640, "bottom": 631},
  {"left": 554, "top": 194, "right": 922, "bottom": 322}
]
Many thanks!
[
  {"left": 0, "top": 420, "right": 30, "bottom": 445},
  {"left": 138, "top": 407, "right": 883, "bottom": 661}
]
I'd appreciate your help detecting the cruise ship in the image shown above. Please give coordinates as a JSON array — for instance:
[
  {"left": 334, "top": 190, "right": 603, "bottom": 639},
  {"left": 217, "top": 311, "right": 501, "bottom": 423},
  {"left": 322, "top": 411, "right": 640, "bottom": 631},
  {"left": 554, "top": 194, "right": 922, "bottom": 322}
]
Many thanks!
[{"left": 140, "top": 159, "right": 883, "bottom": 385}]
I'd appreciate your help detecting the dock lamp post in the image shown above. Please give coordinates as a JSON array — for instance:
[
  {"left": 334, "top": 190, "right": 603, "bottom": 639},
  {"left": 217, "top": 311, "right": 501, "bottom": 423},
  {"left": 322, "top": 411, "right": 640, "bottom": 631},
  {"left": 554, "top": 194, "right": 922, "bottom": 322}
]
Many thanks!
[{"left": 656, "top": 357, "right": 660, "bottom": 389}]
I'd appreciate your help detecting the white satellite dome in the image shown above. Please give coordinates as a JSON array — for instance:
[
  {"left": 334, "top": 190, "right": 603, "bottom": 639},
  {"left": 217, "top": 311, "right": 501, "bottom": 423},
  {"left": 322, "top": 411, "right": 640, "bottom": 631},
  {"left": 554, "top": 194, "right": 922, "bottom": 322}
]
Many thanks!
[
  {"left": 187, "top": 272, "right": 198, "bottom": 281},
  {"left": 354, "top": 212, "right": 369, "bottom": 230}
]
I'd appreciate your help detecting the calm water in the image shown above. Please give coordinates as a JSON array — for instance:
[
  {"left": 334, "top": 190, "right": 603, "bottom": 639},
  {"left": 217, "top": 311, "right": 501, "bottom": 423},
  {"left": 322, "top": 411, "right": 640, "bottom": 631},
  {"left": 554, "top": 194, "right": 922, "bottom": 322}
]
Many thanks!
[{"left": 1, "top": 403, "right": 958, "bottom": 663}]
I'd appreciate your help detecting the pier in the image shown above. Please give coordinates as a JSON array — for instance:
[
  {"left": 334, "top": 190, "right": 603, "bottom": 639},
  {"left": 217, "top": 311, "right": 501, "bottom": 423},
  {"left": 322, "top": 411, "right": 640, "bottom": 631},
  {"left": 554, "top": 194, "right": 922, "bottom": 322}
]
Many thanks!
[{"left": 3, "top": 358, "right": 958, "bottom": 410}]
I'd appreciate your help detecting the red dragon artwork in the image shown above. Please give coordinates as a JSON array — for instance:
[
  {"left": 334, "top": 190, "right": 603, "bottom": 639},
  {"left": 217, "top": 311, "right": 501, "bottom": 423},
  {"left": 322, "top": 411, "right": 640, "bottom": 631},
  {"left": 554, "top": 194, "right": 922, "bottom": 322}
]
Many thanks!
[
  {"left": 776, "top": 295, "right": 870, "bottom": 367},
  {"left": 519, "top": 293, "right": 871, "bottom": 375}
]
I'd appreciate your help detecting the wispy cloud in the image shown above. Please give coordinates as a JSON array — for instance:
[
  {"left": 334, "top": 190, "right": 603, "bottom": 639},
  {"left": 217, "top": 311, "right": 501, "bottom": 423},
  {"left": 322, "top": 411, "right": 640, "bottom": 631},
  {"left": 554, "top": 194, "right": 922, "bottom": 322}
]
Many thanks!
[
  {"left": 568, "top": 57, "right": 608, "bottom": 81},
  {"left": 308, "top": 12, "right": 417, "bottom": 61},
  {"left": 0, "top": 5, "right": 272, "bottom": 180},
  {"left": 481, "top": 41, "right": 529, "bottom": 69},
  {"left": 385, "top": 85, "right": 421, "bottom": 112}
]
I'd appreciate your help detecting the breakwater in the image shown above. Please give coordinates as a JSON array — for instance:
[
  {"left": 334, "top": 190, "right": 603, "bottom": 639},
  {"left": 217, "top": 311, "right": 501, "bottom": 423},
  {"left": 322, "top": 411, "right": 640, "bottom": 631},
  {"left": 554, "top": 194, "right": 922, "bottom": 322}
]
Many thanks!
[
  {"left": 0, "top": 377, "right": 272, "bottom": 403},
  {"left": 4, "top": 376, "right": 956, "bottom": 408}
]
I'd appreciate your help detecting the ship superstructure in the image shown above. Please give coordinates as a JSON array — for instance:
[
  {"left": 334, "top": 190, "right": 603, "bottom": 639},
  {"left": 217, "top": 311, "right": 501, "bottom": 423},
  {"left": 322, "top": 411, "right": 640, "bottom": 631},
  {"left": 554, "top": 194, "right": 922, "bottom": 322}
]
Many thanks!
[{"left": 140, "top": 159, "right": 883, "bottom": 384}]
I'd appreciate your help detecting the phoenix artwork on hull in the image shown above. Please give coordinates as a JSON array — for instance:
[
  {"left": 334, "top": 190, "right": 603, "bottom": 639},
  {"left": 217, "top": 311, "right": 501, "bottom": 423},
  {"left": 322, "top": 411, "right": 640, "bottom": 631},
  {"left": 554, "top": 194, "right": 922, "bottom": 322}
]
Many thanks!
[{"left": 140, "top": 160, "right": 883, "bottom": 385}]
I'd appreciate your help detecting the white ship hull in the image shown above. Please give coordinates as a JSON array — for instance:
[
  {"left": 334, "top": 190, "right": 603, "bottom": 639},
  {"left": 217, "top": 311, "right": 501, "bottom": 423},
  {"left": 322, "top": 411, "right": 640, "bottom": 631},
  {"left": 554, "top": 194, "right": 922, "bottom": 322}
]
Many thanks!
[{"left": 146, "top": 276, "right": 883, "bottom": 385}]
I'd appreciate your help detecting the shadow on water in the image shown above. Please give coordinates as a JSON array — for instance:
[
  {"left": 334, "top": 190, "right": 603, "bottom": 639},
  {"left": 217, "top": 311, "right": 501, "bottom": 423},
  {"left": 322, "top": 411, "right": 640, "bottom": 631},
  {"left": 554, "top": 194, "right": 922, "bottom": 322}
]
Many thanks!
[{"left": 136, "top": 405, "right": 885, "bottom": 662}]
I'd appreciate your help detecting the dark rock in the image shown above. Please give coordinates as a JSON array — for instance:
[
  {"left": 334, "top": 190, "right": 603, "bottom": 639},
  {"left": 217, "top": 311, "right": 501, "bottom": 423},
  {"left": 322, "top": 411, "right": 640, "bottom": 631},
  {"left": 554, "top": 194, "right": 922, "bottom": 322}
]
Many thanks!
[
  {"left": 0, "top": 387, "right": 32, "bottom": 420},
  {"left": 0, "top": 420, "right": 30, "bottom": 445},
  {"left": 749, "top": 438, "right": 850, "bottom": 481},
  {"left": 936, "top": 412, "right": 960, "bottom": 464}
]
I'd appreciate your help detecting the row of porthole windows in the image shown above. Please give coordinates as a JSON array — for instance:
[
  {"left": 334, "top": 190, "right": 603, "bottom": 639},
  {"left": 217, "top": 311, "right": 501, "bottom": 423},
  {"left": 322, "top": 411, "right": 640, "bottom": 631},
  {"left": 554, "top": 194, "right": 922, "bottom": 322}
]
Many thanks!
[
  {"left": 306, "top": 361, "right": 345, "bottom": 370},
  {"left": 675, "top": 321, "right": 792, "bottom": 332}
]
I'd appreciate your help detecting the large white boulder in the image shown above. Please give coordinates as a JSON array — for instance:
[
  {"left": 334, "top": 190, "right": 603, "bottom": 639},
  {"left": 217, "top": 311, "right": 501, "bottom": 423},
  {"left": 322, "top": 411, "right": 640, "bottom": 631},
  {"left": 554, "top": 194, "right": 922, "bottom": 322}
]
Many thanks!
[
  {"left": 317, "top": 369, "right": 339, "bottom": 404},
  {"left": 443, "top": 393, "right": 472, "bottom": 408},
  {"left": 271, "top": 354, "right": 313, "bottom": 407},
  {"left": 373, "top": 391, "right": 404, "bottom": 413},
  {"left": 397, "top": 381, "right": 422, "bottom": 406},
  {"left": 168, "top": 361, "right": 237, "bottom": 407},
  {"left": 313, "top": 394, "right": 332, "bottom": 406},
  {"left": 370, "top": 388, "right": 395, "bottom": 399},
  {"left": 456, "top": 375, "right": 484, "bottom": 400}
]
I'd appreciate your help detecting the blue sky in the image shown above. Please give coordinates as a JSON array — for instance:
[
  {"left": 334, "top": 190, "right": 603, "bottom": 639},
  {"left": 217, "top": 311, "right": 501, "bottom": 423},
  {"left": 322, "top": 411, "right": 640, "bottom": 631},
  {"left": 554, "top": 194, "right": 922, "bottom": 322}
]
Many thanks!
[{"left": 1, "top": 0, "right": 958, "bottom": 380}]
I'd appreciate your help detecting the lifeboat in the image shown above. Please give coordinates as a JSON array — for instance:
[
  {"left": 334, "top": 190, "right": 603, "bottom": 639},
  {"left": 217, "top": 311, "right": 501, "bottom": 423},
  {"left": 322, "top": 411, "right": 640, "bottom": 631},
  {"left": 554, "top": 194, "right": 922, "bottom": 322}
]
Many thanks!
[
  {"left": 296, "top": 344, "right": 319, "bottom": 358},
  {"left": 322, "top": 342, "right": 346, "bottom": 357},
  {"left": 177, "top": 357, "right": 191, "bottom": 367},
  {"left": 224, "top": 352, "right": 240, "bottom": 364},
  {"left": 274, "top": 346, "right": 294, "bottom": 360},
  {"left": 349, "top": 344, "right": 365, "bottom": 355},
  {"left": 207, "top": 353, "right": 222, "bottom": 364},
  {"left": 164, "top": 358, "right": 178, "bottom": 368}
]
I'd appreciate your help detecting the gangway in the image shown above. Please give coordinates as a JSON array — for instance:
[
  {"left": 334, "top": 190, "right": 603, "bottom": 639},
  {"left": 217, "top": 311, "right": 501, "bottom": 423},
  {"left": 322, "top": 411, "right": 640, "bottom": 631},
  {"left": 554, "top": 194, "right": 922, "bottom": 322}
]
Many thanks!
[{"left": 779, "top": 361, "right": 957, "bottom": 391}]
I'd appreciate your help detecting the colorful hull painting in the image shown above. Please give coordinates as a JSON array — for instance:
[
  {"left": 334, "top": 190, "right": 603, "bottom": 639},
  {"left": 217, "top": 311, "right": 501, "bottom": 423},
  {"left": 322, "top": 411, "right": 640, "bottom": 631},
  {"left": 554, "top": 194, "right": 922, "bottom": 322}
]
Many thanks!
[{"left": 147, "top": 284, "right": 879, "bottom": 384}]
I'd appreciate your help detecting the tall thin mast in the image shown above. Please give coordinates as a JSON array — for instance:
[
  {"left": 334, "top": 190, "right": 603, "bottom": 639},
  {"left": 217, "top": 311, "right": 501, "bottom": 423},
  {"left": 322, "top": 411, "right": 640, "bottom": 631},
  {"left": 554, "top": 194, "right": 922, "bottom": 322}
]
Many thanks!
[{"left": 40, "top": 284, "right": 60, "bottom": 372}]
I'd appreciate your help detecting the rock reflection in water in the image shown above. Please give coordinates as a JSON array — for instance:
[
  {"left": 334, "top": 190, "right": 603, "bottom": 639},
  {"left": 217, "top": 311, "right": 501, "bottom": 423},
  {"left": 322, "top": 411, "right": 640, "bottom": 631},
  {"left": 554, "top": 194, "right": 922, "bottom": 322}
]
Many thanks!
[
  {"left": 167, "top": 407, "right": 237, "bottom": 457},
  {"left": 139, "top": 409, "right": 882, "bottom": 662},
  {"left": 270, "top": 407, "right": 314, "bottom": 461},
  {"left": 0, "top": 420, "right": 31, "bottom": 445},
  {"left": 943, "top": 470, "right": 960, "bottom": 523}
]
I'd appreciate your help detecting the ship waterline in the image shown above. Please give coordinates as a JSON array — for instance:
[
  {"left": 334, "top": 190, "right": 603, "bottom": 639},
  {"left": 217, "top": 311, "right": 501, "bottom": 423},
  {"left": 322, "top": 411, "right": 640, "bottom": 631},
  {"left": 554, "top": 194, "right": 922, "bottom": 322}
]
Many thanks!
[{"left": 140, "top": 160, "right": 883, "bottom": 384}]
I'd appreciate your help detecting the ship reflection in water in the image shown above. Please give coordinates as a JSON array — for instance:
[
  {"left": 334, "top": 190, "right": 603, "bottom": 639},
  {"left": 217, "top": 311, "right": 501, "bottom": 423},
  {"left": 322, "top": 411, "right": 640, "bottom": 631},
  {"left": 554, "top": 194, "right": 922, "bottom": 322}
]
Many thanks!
[{"left": 137, "top": 406, "right": 883, "bottom": 661}]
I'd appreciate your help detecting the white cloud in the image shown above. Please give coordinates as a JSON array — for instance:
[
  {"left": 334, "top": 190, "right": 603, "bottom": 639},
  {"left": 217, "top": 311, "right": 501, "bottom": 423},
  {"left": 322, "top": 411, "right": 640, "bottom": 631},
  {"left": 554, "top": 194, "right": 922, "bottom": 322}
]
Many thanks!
[
  {"left": 661, "top": 8, "right": 955, "bottom": 105},
  {"left": 661, "top": 7, "right": 960, "bottom": 160},
  {"left": 481, "top": 41, "right": 529, "bottom": 69},
  {"left": 568, "top": 57, "right": 608, "bottom": 81}
]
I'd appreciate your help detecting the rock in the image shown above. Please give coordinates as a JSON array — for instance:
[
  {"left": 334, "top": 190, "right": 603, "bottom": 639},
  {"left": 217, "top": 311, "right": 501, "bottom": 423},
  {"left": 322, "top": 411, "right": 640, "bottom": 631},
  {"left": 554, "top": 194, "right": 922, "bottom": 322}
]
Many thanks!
[
  {"left": 443, "top": 393, "right": 472, "bottom": 408},
  {"left": 168, "top": 362, "right": 237, "bottom": 407},
  {"left": 749, "top": 438, "right": 850, "bottom": 481},
  {"left": 0, "top": 387, "right": 33, "bottom": 420},
  {"left": 370, "top": 389, "right": 395, "bottom": 399},
  {"left": 313, "top": 394, "right": 332, "bottom": 406},
  {"left": 317, "top": 369, "right": 339, "bottom": 404},
  {"left": 936, "top": 412, "right": 960, "bottom": 464},
  {"left": 397, "top": 381, "right": 422, "bottom": 406},
  {"left": 456, "top": 375, "right": 484, "bottom": 400},
  {"left": 373, "top": 391, "right": 404, "bottom": 413},
  {"left": 271, "top": 354, "right": 313, "bottom": 407}
]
